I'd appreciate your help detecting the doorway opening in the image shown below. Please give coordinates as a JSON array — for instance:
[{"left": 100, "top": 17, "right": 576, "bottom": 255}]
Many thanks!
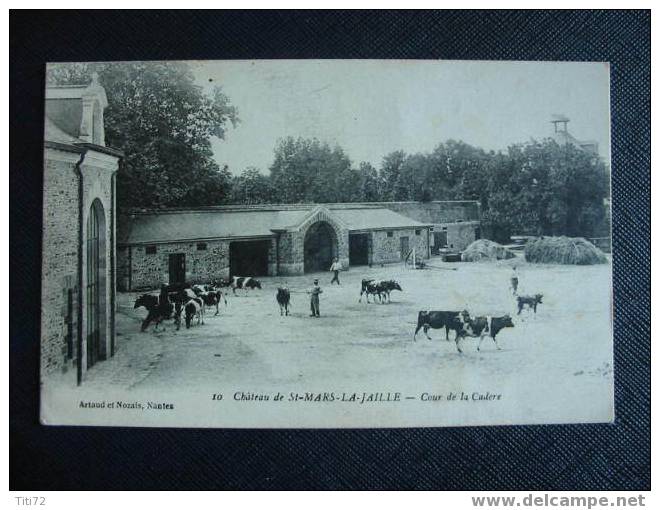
[
  {"left": 349, "top": 233, "right": 371, "bottom": 266},
  {"left": 304, "top": 221, "right": 337, "bottom": 273},
  {"left": 230, "top": 240, "right": 270, "bottom": 276},
  {"left": 168, "top": 253, "right": 186, "bottom": 285}
]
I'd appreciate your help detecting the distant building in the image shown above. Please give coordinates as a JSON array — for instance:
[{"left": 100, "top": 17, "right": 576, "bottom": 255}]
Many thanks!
[
  {"left": 42, "top": 74, "right": 122, "bottom": 384},
  {"left": 550, "top": 114, "right": 599, "bottom": 155},
  {"left": 117, "top": 201, "right": 480, "bottom": 291}
]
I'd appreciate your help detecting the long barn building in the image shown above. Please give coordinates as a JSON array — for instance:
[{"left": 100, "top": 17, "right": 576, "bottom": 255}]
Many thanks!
[{"left": 117, "top": 201, "right": 480, "bottom": 291}]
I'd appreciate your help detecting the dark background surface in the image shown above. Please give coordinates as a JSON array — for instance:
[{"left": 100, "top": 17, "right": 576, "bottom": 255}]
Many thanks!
[{"left": 10, "top": 10, "right": 650, "bottom": 490}]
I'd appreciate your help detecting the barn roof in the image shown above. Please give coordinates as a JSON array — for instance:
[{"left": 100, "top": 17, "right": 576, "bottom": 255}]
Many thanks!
[
  {"left": 331, "top": 207, "right": 429, "bottom": 231},
  {"left": 119, "top": 209, "right": 308, "bottom": 244},
  {"left": 119, "top": 206, "right": 429, "bottom": 245}
]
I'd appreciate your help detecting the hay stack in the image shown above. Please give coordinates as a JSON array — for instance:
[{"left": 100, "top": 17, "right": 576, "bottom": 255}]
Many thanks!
[
  {"left": 461, "top": 239, "right": 516, "bottom": 262},
  {"left": 524, "top": 236, "right": 608, "bottom": 265}
]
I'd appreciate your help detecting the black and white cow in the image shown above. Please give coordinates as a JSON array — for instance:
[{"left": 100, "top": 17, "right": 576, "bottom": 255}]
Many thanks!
[
  {"left": 192, "top": 284, "right": 227, "bottom": 316},
  {"left": 359, "top": 279, "right": 379, "bottom": 303},
  {"left": 230, "top": 276, "right": 262, "bottom": 295},
  {"left": 413, "top": 310, "right": 470, "bottom": 343},
  {"left": 178, "top": 288, "right": 204, "bottom": 328},
  {"left": 517, "top": 294, "right": 543, "bottom": 315},
  {"left": 133, "top": 294, "right": 175, "bottom": 332},
  {"left": 276, "top": 287, "right": 291, "bottom": 316},
  {"left": 210, "top": 278, "right": 235, "bottom": 291},
  {"left": 360, "top": 278, "right": 401, "bottom": 303},
  {"left": 183, "top": 297, "right": 204, "bottom": 329},
  {"left": 377, "top": 280, "right": 403, "bottom": 303},
  {"left": 165, "top": 287, "right": 204, "bottom": 329},
  {"left": 456, "top": 315, "right": 515, "bottom": 351}
]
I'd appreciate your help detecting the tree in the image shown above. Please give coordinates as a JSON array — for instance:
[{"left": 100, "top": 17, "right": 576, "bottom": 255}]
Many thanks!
[
  {"left": 230, "top": 167, "right": 274, "bottom": 204},
  {"left": 479, "top": 140, "right": 610, "bottom": 241},
  {"left": 47, "top": 61, "right": 239, "bottom": 209},
  {"left": 356, "top": 162, "right": 383, "bottom": 202},
  {"left": 268, "top": 137, "right": 354, "bottom": 203},
  {"left": 379, "top": 150, "right": 407, "bottom": 201}
]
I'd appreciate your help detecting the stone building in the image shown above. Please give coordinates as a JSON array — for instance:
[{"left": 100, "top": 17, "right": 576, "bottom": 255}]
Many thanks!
[
  {"left": 368, "top": 201, "right": 481, "bottom": 255},
  {"left": 41, "top": 75, "right": 122, "bottom": 384},
  {"left": 117, "top": 201, "right": 480, "bottom": 291}
]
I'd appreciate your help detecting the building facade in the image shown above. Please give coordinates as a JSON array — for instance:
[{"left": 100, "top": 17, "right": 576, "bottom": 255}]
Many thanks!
[
  {"left": 41, "top": 75, "right": 122, "bottom": 384},
  {"left": 373, "top": 201, "right": 481, "bottom": 254},
  {"left": 118, "top": 201, "right": 480, "bottom": 291}
]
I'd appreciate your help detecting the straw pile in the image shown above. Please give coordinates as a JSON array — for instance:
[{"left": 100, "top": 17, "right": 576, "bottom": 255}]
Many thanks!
[
  {"left": 524, "top": 236, "right": 608, "bottom": 265},
  {"left": 461, "top": 239, "right": 516, "bottom": 262}
]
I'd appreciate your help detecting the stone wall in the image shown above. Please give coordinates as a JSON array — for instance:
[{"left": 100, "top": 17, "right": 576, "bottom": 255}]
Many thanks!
[
  {"left": 276, "top": 231, "right": 303, "bottom": 276},
  {"left": 41, "top": 148, "right": 81, "bottom": 377},
  {"left": 371, "top": 228, "right": 430, "bottom": 265},
  {"left": 448, "top": 222, "right": 478, "bottom": 250},
  {"left": 429, "top": 222, "right": 479, "bottom": 252},
  {"left": 120, "top": 239, "right": 232, "bottom": 290},
  {"left": 41, "top": 146, "right": 119, "bottom": 381},
  {"left": 267, "top": 237, "right": 278, "bottom": 276}
]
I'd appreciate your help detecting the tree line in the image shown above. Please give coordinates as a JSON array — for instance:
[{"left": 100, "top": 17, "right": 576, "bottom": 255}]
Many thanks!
[
  {"left": 47, "top": 61, "right": 610, "bottom": 243},
  {"left": 231, "top": 136, "right": 610, "bottom": 242}
]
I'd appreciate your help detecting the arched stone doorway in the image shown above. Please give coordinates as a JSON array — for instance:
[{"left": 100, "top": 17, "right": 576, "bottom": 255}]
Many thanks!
[
  {"left": 86, "top": 199, "right": 107, "bottom": 369},
  {"left": 304, "top": 221, "right": 337, "bottom": 273}
]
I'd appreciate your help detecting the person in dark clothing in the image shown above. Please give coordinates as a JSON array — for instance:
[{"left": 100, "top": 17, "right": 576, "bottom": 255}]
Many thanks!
[
  {"left": 307, "top": 279, "right": 323, "bottom": 317},
  {"left": 158, "top": 284, "right": 169, "bottom": 307}
]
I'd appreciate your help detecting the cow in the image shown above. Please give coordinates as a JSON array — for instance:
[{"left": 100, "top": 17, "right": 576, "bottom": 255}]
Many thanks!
[
  {"left": 200, "top": 290, "right": 227, "bottom": 315},
  {"left": 162, "top": 287, "right": 204, "bottom": 330},
  {"left": 359, "top": 278, "right": 385, "bottom": 303},
  {"left": 276, "top": 287, "right": 291, "bottom": 316},
  {"left": 517, "top": 294, "right": 543, "bottom": 315},
  {"left": 455, "top": 315, "right": 515, "bottom": 351},
  {"left": 413, "top": 310, "right": 470, "bottom": 343},
  {"left": 172, "top": 287, "right": 204, "bottom": 328},
  {"left": 378, "top": 280, "right": 403, "bottom": 303},
  {"left": 230, "top": 276, "right": 262, "bottom": 295},
  {"left": 211, "top": 278, "right": 233, "bottom": 290},
  {"left": 183, "top": 297, "right": 204, "bottom": 329},
  {"left": 133, "top": 294, "right": 175, "bottom": 332},
  {"left": 192, "top": 284, "right": 227, "bottom": 316},
  {"left": 164, "top": 282, "right": 193, "bottom": 294}
]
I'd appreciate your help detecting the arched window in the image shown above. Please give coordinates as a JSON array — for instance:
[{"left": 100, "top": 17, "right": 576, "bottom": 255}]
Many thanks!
[{"left": 86, "top": 199, "right": 106, "bottom": 368}]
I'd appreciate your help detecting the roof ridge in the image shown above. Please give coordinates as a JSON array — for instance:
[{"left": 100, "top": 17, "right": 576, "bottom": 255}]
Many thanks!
[{"left": 123, "top": 200, "right": 481, "bottom": 216}]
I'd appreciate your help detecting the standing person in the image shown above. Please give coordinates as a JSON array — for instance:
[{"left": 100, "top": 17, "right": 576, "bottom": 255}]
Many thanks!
[
  {"left": 329, "top": 257, "right": 342, "bottom": 285},
  {"left": 510, "top": 266, "right": 519, "bottom": 295},
  {"left": 158, "top": 284, "right": 173, "bottom": 321},
  {"left": 307, "top": 278, "right": 323, "bottom": 317},
  {"left": 158, "top": 284, "right": 169, "bottom": 307}
]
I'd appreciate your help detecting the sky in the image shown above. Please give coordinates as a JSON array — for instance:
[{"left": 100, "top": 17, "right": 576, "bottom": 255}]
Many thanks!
[{"left": 191, "top": 60, "right": 611, "bottom": 176}]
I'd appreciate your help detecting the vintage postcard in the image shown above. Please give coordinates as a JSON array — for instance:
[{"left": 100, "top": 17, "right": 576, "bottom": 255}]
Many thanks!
[{"left": 40, "top": 60, "right": 613, "bottom": 428}]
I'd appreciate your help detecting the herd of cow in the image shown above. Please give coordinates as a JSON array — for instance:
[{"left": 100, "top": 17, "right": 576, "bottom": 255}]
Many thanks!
[
  {"left": 358, "top": 277, "right": 544, "bottom": 353},
  {"left": 132, "top": 274, "right": 544, "bottom": 354},
  {"left": 133, "top": 276, "right": 262, "bottom": 332}
]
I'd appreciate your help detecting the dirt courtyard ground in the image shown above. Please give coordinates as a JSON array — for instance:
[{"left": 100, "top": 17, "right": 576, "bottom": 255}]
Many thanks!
[{"left": 46, "top": 254, "right": 613, "bottom": 426}]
